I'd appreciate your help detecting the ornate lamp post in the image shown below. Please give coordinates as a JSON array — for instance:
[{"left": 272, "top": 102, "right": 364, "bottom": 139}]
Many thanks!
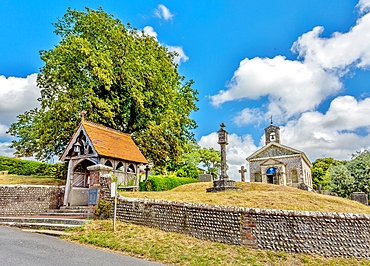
[{"left": 218, "top": 122, "right": 228, "bottom": 180}]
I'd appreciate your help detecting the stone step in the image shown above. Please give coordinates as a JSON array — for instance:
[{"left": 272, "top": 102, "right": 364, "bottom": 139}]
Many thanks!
[
  {"left": 41, "top": 206, "right": 96, "bottom": 218},
  {"left": 46, "top": 209, "right": 91, "bottom": 214},
  {"left": 60, "top": 206, "right": 92, "bottom": 210},
  {"left": 39, "top": 212, "right": 90, "bottom": 218},
  {"left": 0, "top": 217, "right": 91, "bottom": 231}
]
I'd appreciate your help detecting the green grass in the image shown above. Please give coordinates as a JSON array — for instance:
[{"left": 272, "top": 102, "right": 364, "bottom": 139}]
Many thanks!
[
  {"left": 65, "top": 219, "right": 370, "bottom": 266},
  {"left": 0, "top": 174, "right": 65, "bottom": 186},
  {"left": 120, "top": 182, "right": 370, "bottom": 214}
]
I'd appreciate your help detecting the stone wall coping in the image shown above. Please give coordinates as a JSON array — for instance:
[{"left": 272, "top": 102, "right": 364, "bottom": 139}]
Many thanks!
[
  {"left": 118, "top": 195, "right": 370, "bottom": 220},
  {"left": 0, "top": 185, "right": 65, "bottom": 188}
]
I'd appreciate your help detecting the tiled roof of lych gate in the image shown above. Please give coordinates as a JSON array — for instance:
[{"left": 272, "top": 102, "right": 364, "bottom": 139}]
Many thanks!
[{"left": 82, "top": 121, "right": 148, "bottom": 164}]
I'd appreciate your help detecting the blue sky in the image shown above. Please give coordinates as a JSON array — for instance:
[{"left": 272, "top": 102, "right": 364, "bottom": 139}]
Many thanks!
[{"left": 1, "top": 0, "right": 370, "bottom": 180}]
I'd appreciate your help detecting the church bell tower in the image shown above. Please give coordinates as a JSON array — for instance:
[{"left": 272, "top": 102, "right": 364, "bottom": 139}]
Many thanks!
[{"left": 264, "top": 118, "right": 280, "bottom": 145}]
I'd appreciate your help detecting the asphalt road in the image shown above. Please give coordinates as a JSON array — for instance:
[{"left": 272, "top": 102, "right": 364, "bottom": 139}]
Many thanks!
[{"left": 0, "top": 226, "right": 166, "bottom": 266}]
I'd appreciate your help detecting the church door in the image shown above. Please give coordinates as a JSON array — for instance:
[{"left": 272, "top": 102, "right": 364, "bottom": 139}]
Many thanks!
[{"left": 266, "top": 167, "right": 278, "bottom": 184}]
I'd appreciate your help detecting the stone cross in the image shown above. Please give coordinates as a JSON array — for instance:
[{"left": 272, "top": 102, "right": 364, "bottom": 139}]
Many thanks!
[{"left": 239, "top": 166, "right": 247, "bottom": 182}]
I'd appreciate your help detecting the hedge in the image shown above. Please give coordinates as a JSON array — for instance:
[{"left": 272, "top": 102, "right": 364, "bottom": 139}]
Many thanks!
[
  {"left": 139, "top": 175, "right": 198, "bottom": 191},
  {"left": 0, "top": 156, "right": 67, "bottom": 179}
]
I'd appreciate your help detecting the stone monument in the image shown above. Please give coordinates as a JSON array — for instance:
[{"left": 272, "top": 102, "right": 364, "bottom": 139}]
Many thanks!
[
  {"left": 206, "top": 123, "right": 242, "bottom": 192},
  {"left": 239, "top": 166, "right": 247, "bottom": 182}
]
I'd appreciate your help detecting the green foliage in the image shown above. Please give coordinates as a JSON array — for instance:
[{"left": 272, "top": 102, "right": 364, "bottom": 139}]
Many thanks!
[
  {"left": 151, "top": 141, "right": 202, "bottom": 178},
  {"left": 329, "top": 150, "right": 370, "bottom": 198},
  {"left": 139, "top": 175, "right": 197, "bottom": 191},
  {"left": 198, "top": 147, "right": 221, "bottom": 179},
  {"left": 311, "top": 157, "right": 345, "bottom": 190},
  {"left": 0, "top": 156, "right": 67, "bottom": 179},
  {"left": 7, "top": 7, "right": 198, "bottom": 167},
  {"left": 329, "top": 165, "right": 355, "bottom": 198},
  {"left": 175, "top": 164, "right": 200, "bottom": 179},
  {"left": 95, "top": 199, "right": 112, "bottom": 219},
  {"left": 347, "top": 150, "right": 370, "bottom": 195}
]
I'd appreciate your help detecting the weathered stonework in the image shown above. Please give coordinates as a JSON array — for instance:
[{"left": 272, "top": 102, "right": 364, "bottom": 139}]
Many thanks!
[
  {"left": 0, "top": 185, "right": 64, "bottom": 216},
  {"left": 350, "top": 192, "right": 368, "bottom": 205}
]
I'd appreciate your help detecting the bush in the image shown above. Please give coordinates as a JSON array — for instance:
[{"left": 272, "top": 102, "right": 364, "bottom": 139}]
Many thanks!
[
  {"left": 139, "top": 175, "right": 197, "bottom": 191},
  {"left": 0, "top": 156, "right": 67, "bottom": 179},
  {"left": 95, "top": 199, "right": 112, "bottom": 219}
]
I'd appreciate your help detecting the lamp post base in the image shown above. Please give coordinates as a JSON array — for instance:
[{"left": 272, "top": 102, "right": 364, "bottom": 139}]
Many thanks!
[{"left": 206, "top": 179, "right": 242, "bottom": 193}]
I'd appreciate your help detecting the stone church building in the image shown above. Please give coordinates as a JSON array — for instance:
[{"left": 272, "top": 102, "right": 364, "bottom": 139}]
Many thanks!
[{"left": 246, "top": 123, "right": 313, "bottom": 190}]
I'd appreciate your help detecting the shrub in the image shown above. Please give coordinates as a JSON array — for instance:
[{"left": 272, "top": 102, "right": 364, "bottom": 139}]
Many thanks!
[
  {"left": 140, "top": 175, "right": 197, "bottom": 191},
  {"left": 0, "top": 156, "right": 67, "bottom": 179},
  {"left": 95, "top": 199, "right": 112, "bottom": 219}
]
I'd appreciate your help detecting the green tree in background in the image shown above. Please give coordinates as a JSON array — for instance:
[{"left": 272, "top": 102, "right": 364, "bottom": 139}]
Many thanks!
[
  {"left": 346, "top": 150, "right": 370, "bottom": 196},
  {"left": 198, "top": 147, "right": 221, "bottom": 179},
  {"left": 7, "top": 7, "right": 198, "bottom": 166},
  {"left": 311, "top": 157, "right": 345, "bottom": 190},
  {"left": 329, "top": 165, "right": 355, "bottom": 198},
  {"left": 152, "top": 143, "right": 221, "bottom": 179},
  {"left": 329, "top": 150, "right": 370, "bottom": 198}
]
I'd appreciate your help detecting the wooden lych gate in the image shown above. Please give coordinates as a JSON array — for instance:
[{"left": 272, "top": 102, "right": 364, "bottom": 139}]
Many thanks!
[{"left": 59, "top": 119, "right": 148, "bottom": 206}]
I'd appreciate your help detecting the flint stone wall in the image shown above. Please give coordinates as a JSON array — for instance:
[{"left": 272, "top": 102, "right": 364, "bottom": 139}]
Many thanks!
[
  {"left": 0, "top": 185, "right": 64, "bottom": 216},
  {"left": 98, "top": 176, "right": 370, "bottom": 259},
  {"left": 112, "top": 196, "right": 370, "bottom": 259}
]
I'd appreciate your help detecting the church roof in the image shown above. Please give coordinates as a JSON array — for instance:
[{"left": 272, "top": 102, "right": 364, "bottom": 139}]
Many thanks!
[
  {"left": 246, "top": 142, "right": 312, "bottom": 167},
  {"left": 60, "top": 121, "right": 148, "bottom": 164}
]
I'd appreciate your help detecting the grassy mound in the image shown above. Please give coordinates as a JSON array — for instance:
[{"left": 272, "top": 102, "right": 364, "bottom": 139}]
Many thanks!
[{"left": 120, "top": 182, "right": 370, "bottom": 214}]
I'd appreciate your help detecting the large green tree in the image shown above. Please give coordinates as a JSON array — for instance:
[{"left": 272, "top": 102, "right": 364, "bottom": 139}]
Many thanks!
[
  {"left": 8, "top": 7, "right": 198, "bottom": 166},
  {"left": 329, "top": 150, "right": 370, "bottom": 198},
  {"left": 311, "top": 157, "right": 345, "bottom": 190}
]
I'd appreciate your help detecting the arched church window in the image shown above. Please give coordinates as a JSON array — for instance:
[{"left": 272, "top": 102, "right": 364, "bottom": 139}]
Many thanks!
[
  {"left": 255, "top": 173, "right": 262, "bottom": 182},
  {"left": 104, "top": 160, "right": 113, "bottom": 167},
  {"left": 291, "top": 169, "right": 298, "bottom": 183},
  {"left": 128, "top": 164, "right": 136, "bottom": 173},
  {"left": 116, "top": 162, "right": 124, "bottom": 171}
]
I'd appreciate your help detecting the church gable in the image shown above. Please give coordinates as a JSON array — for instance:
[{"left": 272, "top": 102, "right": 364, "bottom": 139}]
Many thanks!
[
  {"left": 248, "top": 143, "right": 302, "bottom": 160},
  {"left": 59, "top": 123, "right": 98, "bottom": 161}
]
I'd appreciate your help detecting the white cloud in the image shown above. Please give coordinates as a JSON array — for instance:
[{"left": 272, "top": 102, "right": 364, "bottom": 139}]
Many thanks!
[
  {"left": 0, "top": 125, "right": 12, "bottom": 142},
  {"left": 292, "top": 13, "right": 370, "bottom": 70},
  {"left": 357, "top": 0, "right": 370, "bottom": 14},
  {"left": 280, "top": 95, "right": 370, "bottom": 160},
  {"left": 0, "top": 74, "right": 40, "bottom": 125},
  {"left": 233, "top": 108, "right": 264, "bottom": 126},
  {"left": 142, "top": 26, "right": 158, "bottom": 39},
  {"left": 0, "top": 74, "right": 39, "bottom": 157},
  {"left": 210, "top": 56, "right": 342, "bottom": 121},
  {"left": 198, "top": 132, "right": 258, "bottom": 181},
  {"left": 0, "top": 142, "right": 14, "bottom": 157},
  {"left": 140, "top": 26, "right": 189, "bottom": 65},
  {"left": 154, "top": 4, "right": 174, "bottom": 21},
  {"left": 165, "top": 45, "right": 189, "bottom": 64}
]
